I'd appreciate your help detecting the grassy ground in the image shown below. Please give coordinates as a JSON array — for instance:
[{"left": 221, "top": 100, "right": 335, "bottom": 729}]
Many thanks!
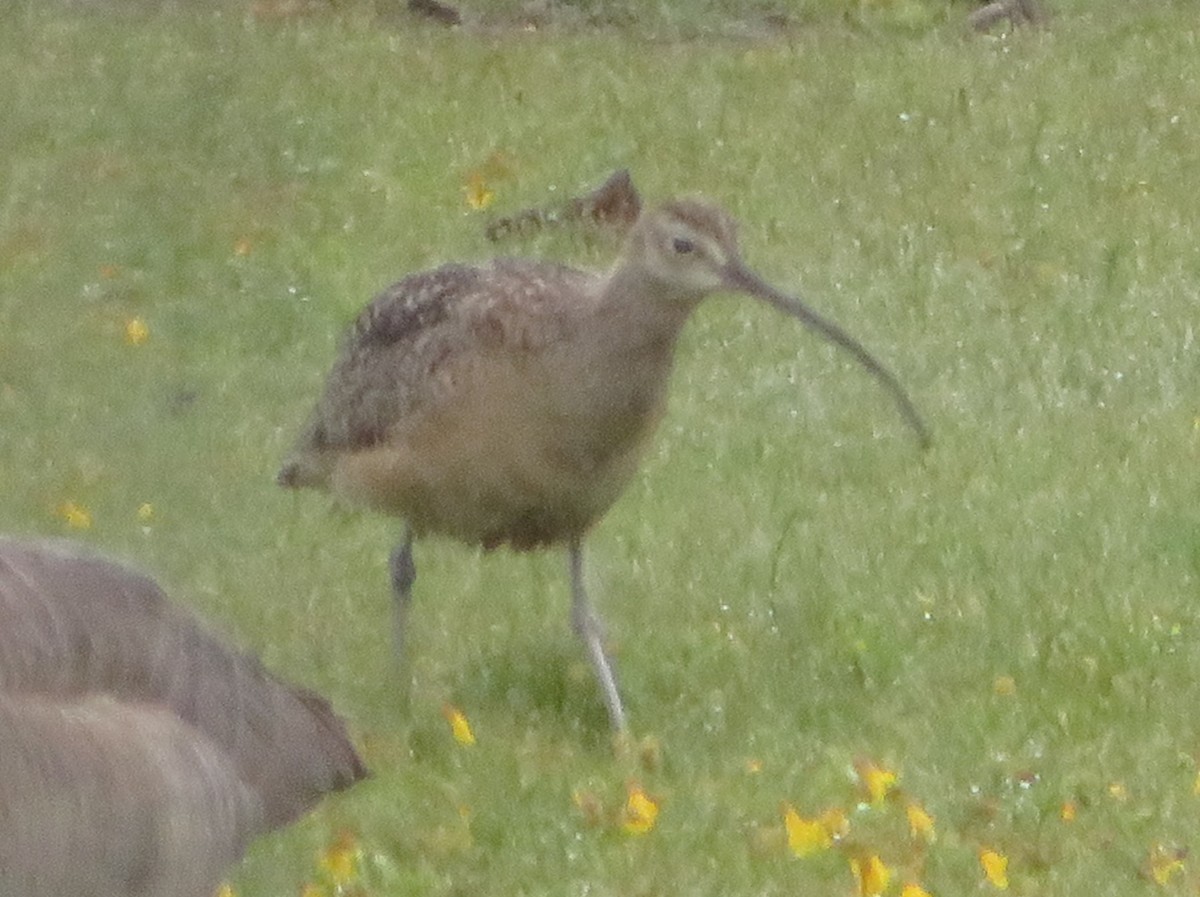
[{"left": 2, "top": 0, "right": 1199, "bottom": 894}]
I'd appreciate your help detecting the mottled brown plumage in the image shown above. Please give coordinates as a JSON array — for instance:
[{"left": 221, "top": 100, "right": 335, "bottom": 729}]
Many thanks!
[
  {"left": 279, "top": 197, "right": 928, "bottom": 730},
  {"left": 279, "top": 255, "right": 655, "bottom": 549}
]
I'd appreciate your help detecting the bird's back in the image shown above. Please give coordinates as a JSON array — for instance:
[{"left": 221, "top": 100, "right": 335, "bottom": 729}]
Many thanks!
[{"left": 280, "top": 259, "right": 598, "bottom": 483}]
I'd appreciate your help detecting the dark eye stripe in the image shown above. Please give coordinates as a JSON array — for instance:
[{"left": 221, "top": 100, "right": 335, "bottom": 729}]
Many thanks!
[{"left": 672, "top": 237, "right": 695, "bottom": 254}]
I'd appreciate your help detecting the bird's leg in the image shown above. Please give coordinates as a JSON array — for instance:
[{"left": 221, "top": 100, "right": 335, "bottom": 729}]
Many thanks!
[
  {"left": 567, "top": 537, "right": 627, "bottom": 731},
  {"left": 388, "top": 527, "right": 416, "bottom": 666}
]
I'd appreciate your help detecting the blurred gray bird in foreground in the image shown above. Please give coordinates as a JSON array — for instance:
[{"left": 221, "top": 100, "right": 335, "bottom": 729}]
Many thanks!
[
  {"left": 279, "top": 197, "right": 929, "bottom": 731},
  {"left": 0, "top": 536, "right": 367, "bottom": 897}
]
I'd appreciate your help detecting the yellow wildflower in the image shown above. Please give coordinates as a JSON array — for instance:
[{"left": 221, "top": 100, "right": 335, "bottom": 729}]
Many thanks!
[
  {"left": 318, "top": 830, "right": 360, "bottom": 888},
  {"left": 1060, "top": 800, "right": 1077, "bottom": 822},
  {"left": 213, "top": 885, "right": 235, "bottom": 897},
  {"left": 901, "top": 884, "right": 933, "bottom": 897},
  {"left": 850, "top": 853, "right": 891, "bottom": 897},
  {"left": 1147, "top": 843, "right": 1186, "bottom": 886},
  {"left": 980, "top": 848, "right": 1009, "bottom": 889},
  {"left": 463, "top": 172, "right": 495, "bottom": 211},
  {"left": 58, "top": 501, "right": 92, "bottom": 530},
  {"left": 906, "top": 801, "right": 936, "bottom": 841},
  {"left": 1108, "top": 781, "right": 1129, "bottom": 802},
  {"left": 442, "top": 704, "right": 475, "bottom": 746},
  {"left": 856, "top": 758, "right": 898, "bottom": 805},
  {"left": 124, "top": 317, "right": 149, "bottom": 345},
  {"left": 621, "top": 783, "right": 659, "bottom": 834},
  {"left": 993, "top": 674, "right": 1016, "bottom": 696},
  {"left": 137, "top": 502, "right": 154, "bottom": 521},
  {"left": 784, "top": 805, "right": 832, "bottom": 857}
]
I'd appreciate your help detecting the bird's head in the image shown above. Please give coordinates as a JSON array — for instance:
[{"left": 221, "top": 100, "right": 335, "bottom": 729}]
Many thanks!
[
  {"left": 624, "top": 198, "right": 746, "bottom": 299},
  {"left": 622, "top": 196, "right": 931, "bottom": 449}
]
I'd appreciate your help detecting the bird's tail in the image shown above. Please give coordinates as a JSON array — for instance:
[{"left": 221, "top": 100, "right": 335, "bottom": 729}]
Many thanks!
[
  {"left": 276, "top": 460, "right": 303, "bottom": 488},
  {"left": 275, "top": 453, "right": 328, "bottom": 489}
]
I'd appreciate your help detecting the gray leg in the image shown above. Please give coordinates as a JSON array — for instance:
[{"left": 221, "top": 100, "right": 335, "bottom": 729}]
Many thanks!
[
  {"left": 389, "top": 527, "right": 416, "bottom": 664},
  {"left": 567, "top": 537, "right": 627, "bottom": 731}
]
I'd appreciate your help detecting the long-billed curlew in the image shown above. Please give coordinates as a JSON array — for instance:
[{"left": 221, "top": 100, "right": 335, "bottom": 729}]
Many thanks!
[
  {"left": 0, "top": 537, "right": 367, "bottom": 896},
  {"left": 278, "top": 197, "right": 929, "bottom": 731}
]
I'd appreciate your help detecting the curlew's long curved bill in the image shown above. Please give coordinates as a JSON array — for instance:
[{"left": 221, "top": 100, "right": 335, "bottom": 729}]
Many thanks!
[{"left": 723, "top": 263, "right": 932, "bottom": 450}]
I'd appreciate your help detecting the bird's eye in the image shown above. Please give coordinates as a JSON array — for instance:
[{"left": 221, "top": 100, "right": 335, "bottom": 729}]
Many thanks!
[{"left": 672, "top": 237, "right": 695, "bottom": 254}]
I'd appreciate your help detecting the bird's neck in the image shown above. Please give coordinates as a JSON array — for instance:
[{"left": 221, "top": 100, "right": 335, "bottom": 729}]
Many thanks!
[
  {"left": 543, "top": 266, "right": 698, "bottom": 477},
  {"left": 553, "top": 263, "right": 700, "bottom": 440},
  {"left": 594, "top": 263, "right": 701, "bottom": 356}
]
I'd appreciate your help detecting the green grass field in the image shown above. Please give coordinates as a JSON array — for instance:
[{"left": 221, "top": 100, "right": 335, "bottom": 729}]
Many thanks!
[{"left": 2, "top": 0, "right": 1199, "bottom": 894}]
